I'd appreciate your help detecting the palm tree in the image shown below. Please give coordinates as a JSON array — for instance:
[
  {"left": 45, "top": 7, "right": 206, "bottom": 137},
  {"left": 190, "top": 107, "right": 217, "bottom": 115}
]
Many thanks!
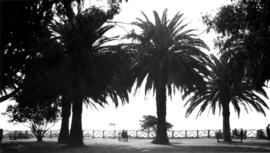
[
  {"left": 15, "top": 3, "right": 132, "bottom": 146},
  {"left": 1, "top": 0, "right": 130, "bottom": 146},
  {"left": 185, "top": 54, "right": 269, "bottom": 142},
  {"left": 124, "top": 9, "right": 210, "bottom": 144},
  {"left": 50, "top": 6, "right": 132, "bottom": 146}
]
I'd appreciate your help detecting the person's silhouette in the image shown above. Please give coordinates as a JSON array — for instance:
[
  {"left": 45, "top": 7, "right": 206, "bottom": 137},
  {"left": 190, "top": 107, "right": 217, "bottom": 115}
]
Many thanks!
[
  {"left": 239, "top": 128, "right": 244, "bottom": 143},
  {"left": 215, "top": 130, "right": 222, "bottom": 142},
  {"left": 125, "top": 130, "right": 128, "bottom": 142},
  {"left": 233, "top": 128, "right": 238, "bottom": 138},
  {"left": 266, "top": 124, "right": 270, "bottom": 141}
]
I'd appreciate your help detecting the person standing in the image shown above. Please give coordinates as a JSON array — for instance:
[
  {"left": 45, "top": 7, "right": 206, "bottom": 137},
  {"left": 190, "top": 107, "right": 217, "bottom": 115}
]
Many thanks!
[
  {"left": 233, "top": 128, "right": 238, "bottom": 138},
  {"left": 239, "top": 129, "right": 244, "bottom": 143},
  {"left": 125, "top": 130, "right": 128, "bottom": 142},
  {"left": 215, "top": 130, "right": 222, "bottom": 143},
  {"left": 266, "top": 124, "right": 270, "bottom": 141}
]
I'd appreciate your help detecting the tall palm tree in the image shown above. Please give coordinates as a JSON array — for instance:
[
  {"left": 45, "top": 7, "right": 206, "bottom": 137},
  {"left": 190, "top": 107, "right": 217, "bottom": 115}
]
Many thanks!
[
  {"left": 50, "top": 6, "right": 132, "bottom": 146},
  {"left": 185, "top": 54, "right": 269, "bottom": 142},
  {"left": 1, "top": 0, "right": 130, "bottom": 146},
  {"left": 15, "top": 3, "right": 132, "bottom": 146},
  {"left": 124, "top": 9, "right": 210, "bottom": 144}
]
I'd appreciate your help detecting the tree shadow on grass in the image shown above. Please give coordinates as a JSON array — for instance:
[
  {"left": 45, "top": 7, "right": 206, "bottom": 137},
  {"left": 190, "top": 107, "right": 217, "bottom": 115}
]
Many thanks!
[
  {"left": 241, "top": 141, "right": 270, "bottom": 148},
  {"left": 1, "top": 141, "right": 63, "bottom": 153},
  {"left": 168, "top": 140, "right": 270, "bottom": 153},
  {"left": 169, "top": 145, "right": 269, "bottom": 152},
  {"left": 214, "top": 140, "right": 270, "bottom": 149},
  {"left": 87, "top": 140, "right": 270, "bottom": 153},
  {"left": 1, "top": 141, "right": 140, "bottom": 153},
  {"left": 2, "top": 139, "right": 270, "bottom": 153}
]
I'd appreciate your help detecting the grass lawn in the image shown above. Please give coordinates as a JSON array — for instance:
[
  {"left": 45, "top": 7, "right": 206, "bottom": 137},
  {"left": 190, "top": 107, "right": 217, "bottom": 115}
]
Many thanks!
[{"left": 1, "top": 137, "right": 270, "bottom": 153}]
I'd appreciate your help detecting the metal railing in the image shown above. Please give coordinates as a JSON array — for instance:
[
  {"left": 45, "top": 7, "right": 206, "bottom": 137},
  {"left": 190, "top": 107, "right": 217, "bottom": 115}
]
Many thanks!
[{"left": 2, "top": 129, "right": 266, "bottom": 139}]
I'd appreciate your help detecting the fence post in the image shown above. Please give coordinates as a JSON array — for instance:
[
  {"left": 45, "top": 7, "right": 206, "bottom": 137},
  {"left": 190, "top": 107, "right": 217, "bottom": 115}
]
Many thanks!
[
  {"left": 207, "top": 130, "right": 210, "bottom": 138},
  {"left": 197, "top": 130, "right": 199, "bottom": 138},
  {"left": 25, "top": 131, "right": 28, "bottom": 139},
  {"left": 102, "top": 130, "right": 105, "bottom": 138},
  {"left": 136, "top": 130, "right": 138, "bottom": 138},
  {"left": 18, "top": 131, "right": 22, "bottom": 139},
  {"left": 147, "top": 130, "right": 150, "bottom": 139},
  {"left": 92, "top": 130, "right": 95, "bottom": 138},
  {"left": 8, "top": 132, "right": 11, "bottom": 140},
  {"left": 172, "top": 130, "right": 174, "bottom": 138},
  {"left": 185, "top": 130, "right": 187, "bottom": 138},
  {"left": 49, "top": 130, "right": 52, "bottom": 138}
]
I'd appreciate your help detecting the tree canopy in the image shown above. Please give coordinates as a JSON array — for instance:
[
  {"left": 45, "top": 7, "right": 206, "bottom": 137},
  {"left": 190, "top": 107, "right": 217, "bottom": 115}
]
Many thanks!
[
  {"left": 203, "top": 0, "right": 270, "bottom": 89},
  {"left": 140, "top": 115, "right": 173, "bottom": 131},
  {"left": 185, "top": 54, "right": 269, "bottom": 142},
  {"left": 0, "top": 0, "right": 58, "bottom": 103},
  {"left": 123, "top": 9, "right": 210, "bottom": 144},
  {"left": 0, "top": 0, "right": 132, "bottom": 146},
  {"left": 0, "top": 0, "right": 129, "bottom": 103},
  {"left": 3, "top": 102, "right": 60, "bottom": 142}
]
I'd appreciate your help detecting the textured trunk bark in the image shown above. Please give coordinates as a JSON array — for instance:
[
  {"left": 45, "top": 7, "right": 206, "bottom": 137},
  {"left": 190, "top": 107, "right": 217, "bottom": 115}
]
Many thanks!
[
  {"left": 0, "top": 44, "right": 2, "bottom": 88},
  {"left": 0, "top": 2, "right": 2, "bottom": 88},
  {"left": 58, "top": 95, "right": 71, "bottom": 144},
  {"left": 68, "top": 100, "right": 84, "bottom": 146},
  {"left": 152, "top": 82, "right": 169, "bottom": 144},
  {"left": 222, "top": 102, "right": 231, "bottom": 142}
]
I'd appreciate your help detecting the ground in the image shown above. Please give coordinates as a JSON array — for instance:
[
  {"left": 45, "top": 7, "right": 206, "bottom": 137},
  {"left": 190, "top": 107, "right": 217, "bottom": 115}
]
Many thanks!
[{"left": 1, "top": 138, "right": 270, "bottom": 153}]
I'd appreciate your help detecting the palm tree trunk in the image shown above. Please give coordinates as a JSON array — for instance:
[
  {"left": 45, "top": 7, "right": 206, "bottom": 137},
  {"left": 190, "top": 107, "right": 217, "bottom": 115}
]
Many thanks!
[
  {"left": 152, "top": 82, "right": 169, "bottom": 144},
  {"left": 222, "top": 102, "right": 231, "bottom": 142},
  {"left": 68, "top": 99, "right": 84, "bottom": 146},
  {"left": 0, "top": 3, "right": 3, "bottom": 88},
  {"left": 58, "top": 95, "right": 71, "bottom": 144},
  {"left": 0, "top": 45, "right": 2, "bottom": 88}
]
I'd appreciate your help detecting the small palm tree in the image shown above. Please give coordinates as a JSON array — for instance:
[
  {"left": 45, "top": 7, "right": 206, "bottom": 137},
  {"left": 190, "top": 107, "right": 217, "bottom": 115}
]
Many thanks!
[
  {"left": 125, "top": 9, "right": 209, "bottom": 144},
  {"left": 185, "top": 54, "right": 269, "bottom": 142}
]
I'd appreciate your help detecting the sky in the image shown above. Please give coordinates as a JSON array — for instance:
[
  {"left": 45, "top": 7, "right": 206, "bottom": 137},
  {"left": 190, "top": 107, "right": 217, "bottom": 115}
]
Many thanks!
[{"left": 1, "top": 0, "right": 270, "bottom": 131}]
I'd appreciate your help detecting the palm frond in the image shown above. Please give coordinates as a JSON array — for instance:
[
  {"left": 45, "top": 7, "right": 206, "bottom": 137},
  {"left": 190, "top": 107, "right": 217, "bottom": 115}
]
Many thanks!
[{"left": 185, "top": 53, "right": 269, "bottom": 119}]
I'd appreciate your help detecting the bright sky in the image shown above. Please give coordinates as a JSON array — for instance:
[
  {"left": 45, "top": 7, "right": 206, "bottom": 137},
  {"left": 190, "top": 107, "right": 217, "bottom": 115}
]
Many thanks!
[{"left": 1, "top": 0, "right": 270, "bottom": 131}]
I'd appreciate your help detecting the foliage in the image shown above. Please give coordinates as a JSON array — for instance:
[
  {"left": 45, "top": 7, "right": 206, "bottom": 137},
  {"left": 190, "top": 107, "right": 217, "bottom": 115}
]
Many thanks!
[
  {"left": 47, "top": 5, "right": 133, "bottom": 107},
  {"left": 140, "top": 115, "right": 173, "bottom": 131},
  {"left": 16, "top": 0, "right": 132, "bottom": 108},
  {"left": 202, "top": 0, "right": 270, "bottom": 89},
  {"left": 0, "top": 0, "right": 59, "bottom": 103},
  {"left": 185, "top": 54, "right": 269, "bottom": 142},
  {"left": 126, "top": 9, "right": 210, "bottom": 96},
  {"left": 201, "top": 1, "right": 270, "bottom": 141},
  {"left": 0, "top": 0, "right": 131, "bottom": 146},
  {"left": 45, "top": 1, "right": 132, "bottom": 146},
  {"left": 185, "top": 54, "right": 269, "bottom": 116},
  {"left": 123, "top": 9, "right": 209, "bottom": 144},
  {"left": 0, "top": 0, "right": 128, "bottom": 103},
  {"left": 3, "top": 103, "right": 60, "bottom": 142}
]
